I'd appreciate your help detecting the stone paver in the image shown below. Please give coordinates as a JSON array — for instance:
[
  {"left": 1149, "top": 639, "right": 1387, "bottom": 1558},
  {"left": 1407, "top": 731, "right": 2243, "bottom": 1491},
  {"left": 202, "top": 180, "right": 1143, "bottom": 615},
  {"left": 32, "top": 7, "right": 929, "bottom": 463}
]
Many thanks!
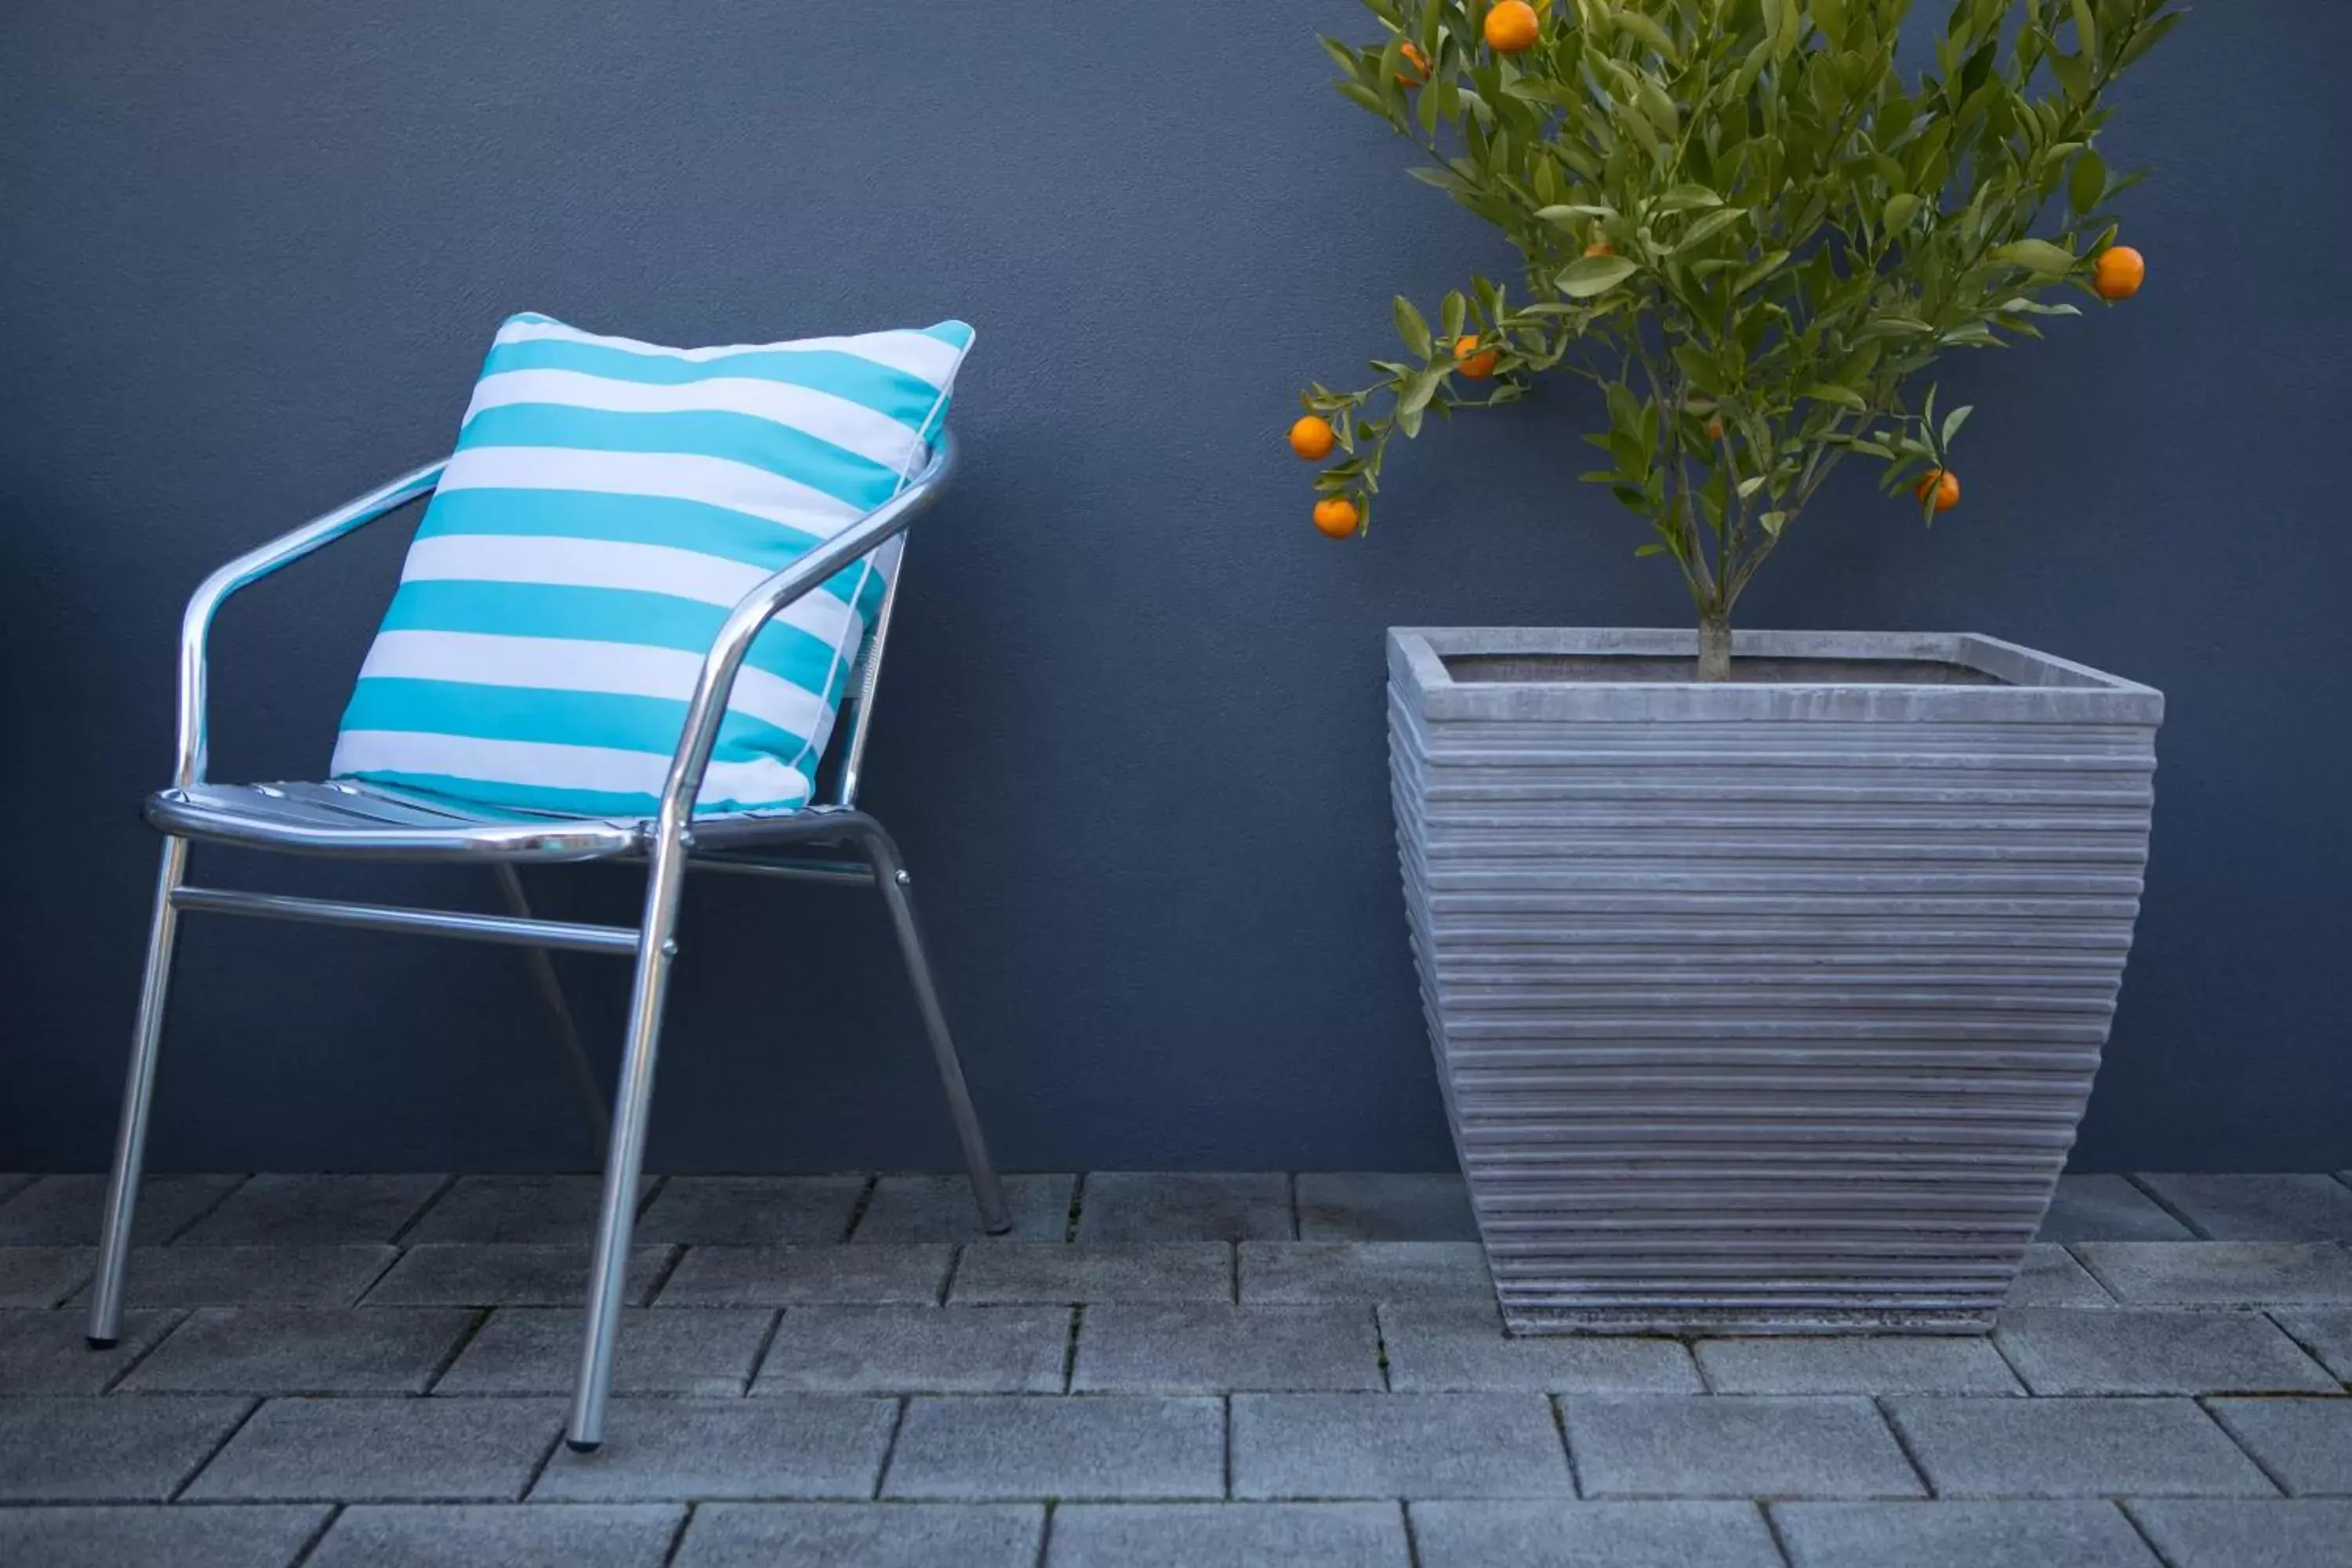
[
  {"left": 1994, "top": 1308, "right": 2338, "bottom": 1395},
  {"left": 1072, "top": 1303, "right": 1381, "bottom": 1392},
  {"left": 2125, "top": 1499, "right": 2352, "bottom": 1568},
  {"left": 2209, "top": 1399, "right": 2352, "bottom": 1497},
  {"left": 0, "top": 1307, "right": 176, "bottom": 1394},
  {"left": 636, "top": 1176, "right": 867, "bottom": 1246},
  {"left": 535, "top": 1398, "right": 897, "bottom": 1501},
  {"left": 0, "top": 1247, "right": 92, "bottom": 1307},
  {"left": 177, "top": 1174, "right": 446, "bottom": 1246},
  {"left": 1378, "top": 1301, "right": 1700, "bottom": 1393},
  {"left": 660, "top": 1244, "right": 953, "bottom": 1306},
  {"left": 0, "top": 1174, "right": 243, "bottom": 1246},
  {"left": 2272, "top": 1308, "right": 2352, "bottom": 1381},
  {"left": 853, "top": 1174, "right": 1076, "bottom": 1243},
  {"left": 122, "top": 1306, "right": 474, "bottom": 1395},
  {"left": 885, "top": 1396, "right": 1225, "bottom": 1500},
  {"left": 1772, "top": 1500, "right": 2159, "bottom": 1567},
  {"left": 111, "top": 1245, "right": 398, "bottom": 1307},
  {"left": 308, "top": 1503, "right": 681, "bottom": 1567},
  {"left": 0, "top": 1504, "right": 328, "bottom": 1568},
  {"left": 186, "top": 1396, "right": 561, "bottom": 1502},
  {"left": 1049, "top": 1501, "right": 1410, "bottom": 1566},
  {"left": 404, "top": 1174, "right": 655, "bottom": 1245},
  {"left": 1295, "top": 1173, "right": 1478, "bottom": 1242},
  {"left": 0, "top": 1176, "right": 30, "bottom": 1204},
  {"left": 2037, "top": 1174, "right": 2193, "bottom": 1242},
  {"left": 1411, "top": 1499, "right": 1783, "bottom": 1567},
  {"left": 0, "top": 1396, "right": 251, "bottom": 1502},
  {"left": 2007, "top": 1242, "right": 2116, "bottom": 1306},
  {"left": 365, "top": 1243, "right": 674, "bottom": 1306},
  {"left": 1696, "top": 1335, "right": 2021, "bottom": 1396},
  {"left": 674, "top": 1502, "right": 1044, "bottom": 1568},
  {"left": 436, "top": 1307, "right": 774, "bottom": 1396},
  {"left": 1886, "top": 1396, "right": 2277, "bottom": 1497},
  {"left": 2074, "top": 1243, "right": 2352, "bottom": 1306},
  {"left": 1231, "top": 1392, "right": 1572, "bottom": 1499},
  {"left": 754, "top": 1305, "right": 1069, "bottom": 1395},
  {"left": 1239, "top": 1241, "right": 1491, "bottom": 1303},
  {"left": 1074, "top": 1172, "right": 1293, "bottom": 1242},
  {"left": 949, "top": 1242, "right": 1231, "bottom": 1305},
  {"left": 1563, "top": 1396, "right": 1923, "bottom": 1499},
  {"left": 2138, "top": 1175, "right": 2352, "bottom": 1243}
]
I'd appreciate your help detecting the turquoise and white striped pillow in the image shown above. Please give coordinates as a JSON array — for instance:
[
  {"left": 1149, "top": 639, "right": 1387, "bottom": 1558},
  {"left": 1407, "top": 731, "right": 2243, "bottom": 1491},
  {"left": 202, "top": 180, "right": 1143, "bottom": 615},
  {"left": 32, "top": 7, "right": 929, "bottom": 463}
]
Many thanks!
[{"left": 329, "top": 312, "right": 972, "bottom": 817}]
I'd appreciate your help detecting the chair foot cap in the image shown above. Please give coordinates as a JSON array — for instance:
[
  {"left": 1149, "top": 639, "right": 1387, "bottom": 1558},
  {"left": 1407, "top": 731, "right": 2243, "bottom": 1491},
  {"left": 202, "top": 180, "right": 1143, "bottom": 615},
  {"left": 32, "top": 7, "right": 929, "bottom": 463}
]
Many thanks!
[
  {"left": 86, "top": 1337, "right": 118, "bottom": 1350},
  {"left": 564, "top": 1437, "right": 601, "bottom": 1454}
]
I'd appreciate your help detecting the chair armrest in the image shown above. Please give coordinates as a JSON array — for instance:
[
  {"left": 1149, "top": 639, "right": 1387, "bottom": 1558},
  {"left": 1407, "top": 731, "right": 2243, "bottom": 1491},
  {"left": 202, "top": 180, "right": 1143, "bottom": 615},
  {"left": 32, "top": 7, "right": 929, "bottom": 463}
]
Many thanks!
[
  {"left": 176, "top": 460, "right": 447, "bottom": 787},
  {"left": 657, "top": 434, "right": 958, "bottom": 826}
]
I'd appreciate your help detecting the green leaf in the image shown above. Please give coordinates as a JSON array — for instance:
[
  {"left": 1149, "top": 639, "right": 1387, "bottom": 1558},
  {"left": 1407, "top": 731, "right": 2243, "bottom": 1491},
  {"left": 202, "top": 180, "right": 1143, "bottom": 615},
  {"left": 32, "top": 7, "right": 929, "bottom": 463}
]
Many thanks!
[
  {"left": 1613, "top": 9, "right": 1681, "bottom": 62},
  {"left": 1801, "top": 383, "right": 1869, "bottom": 410},
  {"left": 2069, "top": 148, "right": 2106, "bottom": 214},
  {"left": 1655, "top": 184, "right": 1725, "bottom": 213},
  {"left": 2069, "top": 0, "right": 2099, "bottom": 64},
  {"left": 1635, "top": 541, "right": 1668, "bottom": 557},
  {"left": 1991, "top": 238, "right": 2076, "bottom": 275},
  {"left": 1674, "top": 207, "right": 1748, "bottom": 252},
  {"left": 1941, "top": 404, "right": 1973, "bottom": 447},
  {"left": 1760, "top": 510, "right": 1788, "bottom": 537},
  {"left": 1393, "top": 296, "right": 1432, "bottom": 360},
  {"left": 1558, "top": 253, "right": 1640, "bottom": 297},
  {"left": 1882, "top": 192, "right": 1920, "bottom": 231},
  {"left": 1535, "top": 203, "right": 1618, "bottom": 223}
]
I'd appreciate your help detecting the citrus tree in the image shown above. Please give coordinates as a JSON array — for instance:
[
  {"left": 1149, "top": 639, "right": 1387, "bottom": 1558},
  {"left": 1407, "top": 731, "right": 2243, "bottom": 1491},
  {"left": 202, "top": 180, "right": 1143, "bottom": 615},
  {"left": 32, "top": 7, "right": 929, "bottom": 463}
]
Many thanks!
[{"left": 1292, "top": 0, "right": 2179, "bottom": 679}]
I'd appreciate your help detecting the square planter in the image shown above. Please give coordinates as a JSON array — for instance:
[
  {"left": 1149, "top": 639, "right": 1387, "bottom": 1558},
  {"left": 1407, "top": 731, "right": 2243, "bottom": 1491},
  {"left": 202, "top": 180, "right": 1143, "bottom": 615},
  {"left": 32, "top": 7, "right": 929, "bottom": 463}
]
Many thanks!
[{"left": 1388, "top": 628, "right": 2163, "bottom": 1334}]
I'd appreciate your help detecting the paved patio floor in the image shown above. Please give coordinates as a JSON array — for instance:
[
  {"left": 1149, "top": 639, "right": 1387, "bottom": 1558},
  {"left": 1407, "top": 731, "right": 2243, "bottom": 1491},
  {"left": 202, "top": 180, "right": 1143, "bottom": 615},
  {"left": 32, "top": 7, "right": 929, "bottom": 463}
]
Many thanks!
[{"left": 2, "top": 1170, "right": 2350, "bottom": 1566}]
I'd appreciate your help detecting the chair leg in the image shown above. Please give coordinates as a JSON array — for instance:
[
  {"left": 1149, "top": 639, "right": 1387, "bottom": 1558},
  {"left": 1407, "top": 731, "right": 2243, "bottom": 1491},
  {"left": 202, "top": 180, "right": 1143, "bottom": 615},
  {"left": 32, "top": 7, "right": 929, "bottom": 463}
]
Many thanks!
[
  {"left": 492, "top": 866, "right": 611, "bottom": 1157},
  {"left": 89, "top": 837, "right": 191, "bottom": 1347},
  {"left": 857, "top": 826, "right": 1011, "bottom": 1236},
  {"left": 566, "top": 826, "right": 691, "bottom": 1452}
]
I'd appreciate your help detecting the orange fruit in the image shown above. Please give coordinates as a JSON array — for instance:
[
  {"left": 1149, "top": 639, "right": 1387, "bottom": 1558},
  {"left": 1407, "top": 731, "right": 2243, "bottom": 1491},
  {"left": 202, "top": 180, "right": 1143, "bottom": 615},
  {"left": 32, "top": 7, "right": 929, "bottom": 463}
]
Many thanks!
[
  {"left": 1484, "top": 0, "right": 1540, "bottom": 53},
  {"left": 1313, "top": 497, "right": 1360, "bottom": 537},
  {"left": 1915, "top": 468, "right": 1961, "bottom": 513},
  {"left": 1584, "top": 239, "right": 1615, "bottom": 257},
  {"left": 1396, "top": 42, "right": 1430, "bottom": 85},
  {"left": 1288, "top": 416, "right": 1337, "bottom": 460},
  {"left": 1454, "top": 336, "right": 1497, "bottom": 379},
  {"left": 2093, "top": 245, "right": 2145, "bottom": 301},
  {"left": 1705, "top": 416, "right": 1725, "bottom": 442}
]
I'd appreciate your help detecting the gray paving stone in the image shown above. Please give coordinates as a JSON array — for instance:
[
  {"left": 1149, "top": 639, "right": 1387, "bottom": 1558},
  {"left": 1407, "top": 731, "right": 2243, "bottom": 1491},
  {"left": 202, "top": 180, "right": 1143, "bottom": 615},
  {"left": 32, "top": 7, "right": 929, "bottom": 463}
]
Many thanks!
[
  {"left": 1994, "top": 1308, "right": 2339, "bottom": 1395},
  {"left": 660, "top": 1244, "right": 952, "bottom": 1305},
  {"left": 364, "top": 1243, "right": 673, "bottom": 1306},
  {"left": 308, "top": 1503, "right": 682, "bottom": 1567},
  {"left": 674, "top": 1502, "right": 1044, "bottom": 1568},
  {"left": 0, "top": 1307, "right": 176, "bottom": 1393},
  {"left": 0, "top": 1174, "right": 243, "bottom": 1245},
  {"left": 535, "top": 1397, "right": 897, "bottom": 1501},
  {"left": 121, "top": 1306, "right": 475, "bottom": 1394},
  {"left": 2037, "top": 1174, "right": 2193, "bottom": 1242},
  {"left": 884, "top": 1395, "right": 1225, "bottom": 1500},
  {"left": 113, "top": 1245, "right": 399, "bottom": 1307},
  {"left": 437, "top": 1306, "right": 773, "bottom": 1396},
  {"left": 186, "top": 1396, "right": 561, "bottom": 1501},
  {"left": 1885, "top": 1395, "right": 2276, "bottom": 1497},
  {"left": 1231, "top": 1392, "right": 1572, "bottom": 1499},
  {"left": 0, "top": 1247, "right": 92, "bottom": 1306},
  {"left": 1411, "top": 1500, "right": 1783, "bottom": 1568},
  {"left": 1239, "top": 1242, "right": 1492, "bottom": 1303},
  {"left": 2126, "top": 1499, "right": 2352, "bottom": 1568},
  {"left": 755, "top": 1305, "right": 1069, "bottom": 1394},
  {"left": 0, "top": 1504, "right": 329, "bottom": 1568},
  {"left": 178, "top": 1174, "right": 448, "bottom": 1246},
  {"left": 0, "top": 1174, "right": 31, "bottom": 1203},
  {"left": 2209, "top": 1399, "right": 2352, "bottom": 1496},
  {"left": 0, "top": 1395, "right": 252, "bottom": 1501},
  {"left": 1772, "top": 1501, "right": 2158, "bottom": 1567},
  {"left": 1378, "top": 1301, "right": 1701, "bottom": 1393},
  {"left": 1296, "top": 1173, "right": 1479, "bottom": 1242},
  {"left": 403, "top": 1174, "right": 655, "bottom": 1244},
  {"left": 637, "top": 1175, "right": 868, "bottom": 1245},
  {"left": 2074, "top": 1243, "right": 2352, "bottom": 1306},
  {"left": 853, "top": 1174, "right": 1076, "bottom": 1243},
  {"left": 1563, "top": 1395, "right": 1923, "bottom": 1499},
  {"left": 1050, "top": 1502, "right": 1410, "bottom": 1566},
  {"left": 1076, "top": 1172, "right": 1294, "bottom": 1243},
  {"left": 2139, "top": 1175, "right": 2352, "bottom": 1243},
  {"left": 1073, "top": 1302, "right": 1380, "bottom": 1393},
  {"left": 949, "top": 1242, "right": 1231, "bottom": 1305},
  {"left": 1696, "top": 1335, "right": 2022, "bottom": 1395},
  {"left": 2271, "top": 1308, "right": 2352, "bottom": 1381},
  {"left": 2006, "top": 1243, "right": 2116, "bottom": 1306}
]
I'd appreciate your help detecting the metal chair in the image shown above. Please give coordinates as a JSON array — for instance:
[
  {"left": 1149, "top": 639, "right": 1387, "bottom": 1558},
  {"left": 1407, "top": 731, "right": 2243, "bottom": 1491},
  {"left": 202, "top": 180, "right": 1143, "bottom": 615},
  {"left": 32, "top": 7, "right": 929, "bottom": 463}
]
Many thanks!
[{"left": 87, "top": 436, "right": 1010, "bottom": 1450}]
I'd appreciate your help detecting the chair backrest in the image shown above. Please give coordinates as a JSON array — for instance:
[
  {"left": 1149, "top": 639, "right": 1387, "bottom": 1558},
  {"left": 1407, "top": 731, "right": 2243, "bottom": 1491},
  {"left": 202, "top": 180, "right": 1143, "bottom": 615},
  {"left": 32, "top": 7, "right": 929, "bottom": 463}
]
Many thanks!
[{"left": 826, "top": 535, "right": 910, "bottom": 808}]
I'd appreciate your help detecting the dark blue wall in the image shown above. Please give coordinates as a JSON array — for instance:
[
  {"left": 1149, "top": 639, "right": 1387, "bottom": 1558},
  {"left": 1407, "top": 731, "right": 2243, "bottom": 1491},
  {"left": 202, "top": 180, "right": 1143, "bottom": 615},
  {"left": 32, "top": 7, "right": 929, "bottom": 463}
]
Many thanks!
[{"left": 4, "top": 2, "right": 2347, "bottom": 1174}]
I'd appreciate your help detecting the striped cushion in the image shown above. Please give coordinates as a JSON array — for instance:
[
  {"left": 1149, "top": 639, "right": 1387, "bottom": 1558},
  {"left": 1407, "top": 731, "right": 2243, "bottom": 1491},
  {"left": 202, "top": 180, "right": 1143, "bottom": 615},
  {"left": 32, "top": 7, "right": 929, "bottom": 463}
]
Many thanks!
[{"left": 329, "top": 312, "right": 972, "bottom": 817}]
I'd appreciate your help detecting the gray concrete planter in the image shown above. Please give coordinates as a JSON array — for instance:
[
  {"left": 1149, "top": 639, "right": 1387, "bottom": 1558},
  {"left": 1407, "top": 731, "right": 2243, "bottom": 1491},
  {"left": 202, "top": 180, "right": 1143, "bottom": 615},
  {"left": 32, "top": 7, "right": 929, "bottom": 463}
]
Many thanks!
[{"left": 1389, "top": 628, "right": 2163, "bottom": 1334}]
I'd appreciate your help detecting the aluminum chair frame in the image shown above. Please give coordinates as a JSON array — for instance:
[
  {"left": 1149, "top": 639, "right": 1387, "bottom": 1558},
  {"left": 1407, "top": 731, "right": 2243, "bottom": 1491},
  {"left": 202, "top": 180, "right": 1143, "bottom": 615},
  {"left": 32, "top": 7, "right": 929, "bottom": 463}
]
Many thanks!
[{"left": 86, "top": 437, "right": 1010, "bottom": 1450}]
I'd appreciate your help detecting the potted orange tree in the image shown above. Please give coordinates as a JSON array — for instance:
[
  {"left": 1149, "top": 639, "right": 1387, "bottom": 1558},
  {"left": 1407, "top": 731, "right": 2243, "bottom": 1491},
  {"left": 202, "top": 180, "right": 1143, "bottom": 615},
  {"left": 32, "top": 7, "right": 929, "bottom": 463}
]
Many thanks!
[{"left": 1297, "top": 0, "right": 2179, "bottom": 1332}]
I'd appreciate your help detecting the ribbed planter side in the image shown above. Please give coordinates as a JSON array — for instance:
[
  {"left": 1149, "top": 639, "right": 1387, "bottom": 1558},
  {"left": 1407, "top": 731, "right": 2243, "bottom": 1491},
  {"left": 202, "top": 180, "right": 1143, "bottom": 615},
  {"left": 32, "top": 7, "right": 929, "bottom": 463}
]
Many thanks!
[{"left": 1389, "top": 628, "right": 2163, "bottom": 1334}]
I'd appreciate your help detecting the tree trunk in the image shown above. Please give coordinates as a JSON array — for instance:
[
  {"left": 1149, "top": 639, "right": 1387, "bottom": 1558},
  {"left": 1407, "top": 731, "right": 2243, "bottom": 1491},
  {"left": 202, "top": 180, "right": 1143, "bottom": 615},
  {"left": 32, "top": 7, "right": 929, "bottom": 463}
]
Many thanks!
[{"left": 1697, "top": 615, "right": 1733, "bottom": 683}]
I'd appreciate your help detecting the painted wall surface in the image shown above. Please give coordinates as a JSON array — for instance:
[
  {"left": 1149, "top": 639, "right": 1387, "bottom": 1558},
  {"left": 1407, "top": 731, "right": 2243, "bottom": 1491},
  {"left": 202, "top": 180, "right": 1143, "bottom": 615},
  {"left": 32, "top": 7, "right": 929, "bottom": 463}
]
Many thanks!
[{"left": 3, "top": 2, "right": 2346, "bottom": 1174}]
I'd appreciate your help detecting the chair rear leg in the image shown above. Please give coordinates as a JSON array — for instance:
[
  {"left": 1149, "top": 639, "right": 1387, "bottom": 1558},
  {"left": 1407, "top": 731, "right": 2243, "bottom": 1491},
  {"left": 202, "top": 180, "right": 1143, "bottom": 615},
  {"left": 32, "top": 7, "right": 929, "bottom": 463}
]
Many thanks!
[
  {"left": 89, "top": 836, "right": 191, "bottom": 1347},
  {"left": 492, "top": 866, "right": 612, "bottom": 1156},
  {"left": 858, "top": 827, "right": 1011, "bottom": 1236}
]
